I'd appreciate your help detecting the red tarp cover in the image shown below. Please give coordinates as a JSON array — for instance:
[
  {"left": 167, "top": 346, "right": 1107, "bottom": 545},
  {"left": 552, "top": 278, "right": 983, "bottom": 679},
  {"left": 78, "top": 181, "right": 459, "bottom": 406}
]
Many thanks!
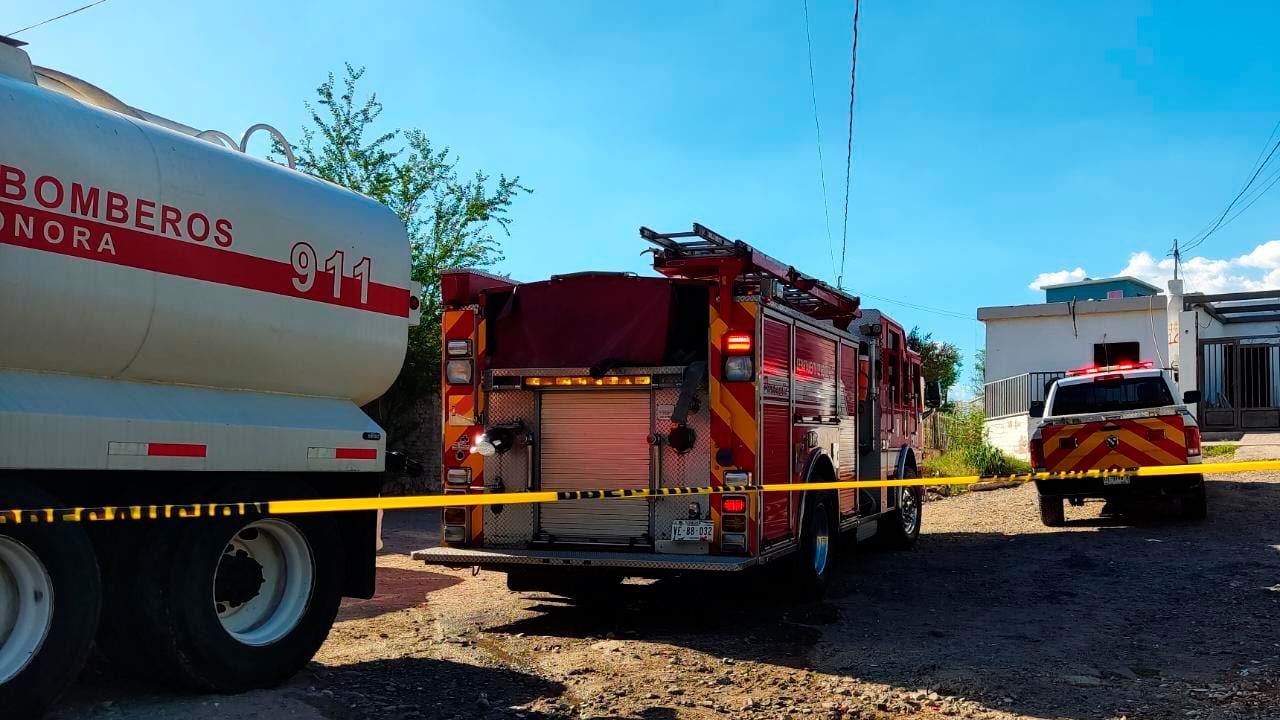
[{"left": 486, "top": 274, "right": 690, "bottom": 369}]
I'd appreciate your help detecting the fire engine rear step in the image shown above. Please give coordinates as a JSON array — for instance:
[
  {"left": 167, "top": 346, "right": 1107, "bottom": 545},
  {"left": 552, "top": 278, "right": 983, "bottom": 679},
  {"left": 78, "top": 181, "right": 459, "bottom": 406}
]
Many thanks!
[{"left": 412, "top": 546, "right": 757, "bottom": 573}]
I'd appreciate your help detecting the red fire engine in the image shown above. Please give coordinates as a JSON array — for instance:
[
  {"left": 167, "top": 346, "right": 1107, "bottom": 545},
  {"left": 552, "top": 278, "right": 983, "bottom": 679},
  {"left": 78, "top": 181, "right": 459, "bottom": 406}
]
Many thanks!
[{"left": 414, "top": 224, "right": 935, "bottom": 595}]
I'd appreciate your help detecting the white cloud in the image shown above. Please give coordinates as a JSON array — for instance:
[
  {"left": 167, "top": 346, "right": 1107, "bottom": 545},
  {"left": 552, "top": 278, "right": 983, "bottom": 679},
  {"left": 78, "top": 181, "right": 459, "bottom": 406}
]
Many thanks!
[
  {"left": 1028, "top": 240, "right": 1280, "bottom": 295},
  {"left": 1027, "top": 267, "right": 1087, "bottom": 290},
  {"left": 1234, "top": 240, "right": 1280, "bottom": 269}
]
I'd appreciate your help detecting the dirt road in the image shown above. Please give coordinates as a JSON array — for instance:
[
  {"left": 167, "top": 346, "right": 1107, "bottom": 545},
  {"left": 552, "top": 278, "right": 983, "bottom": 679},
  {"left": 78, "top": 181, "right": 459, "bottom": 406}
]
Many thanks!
[{"left": 54, "top": 474, "right": 1280, "bottom": 720}]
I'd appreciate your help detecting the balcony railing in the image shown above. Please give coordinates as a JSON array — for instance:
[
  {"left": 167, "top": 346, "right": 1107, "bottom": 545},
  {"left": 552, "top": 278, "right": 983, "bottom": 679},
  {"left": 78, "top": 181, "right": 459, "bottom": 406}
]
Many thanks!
[{"left": 983, "top": 371, "right": 1065, "bottom": 419}]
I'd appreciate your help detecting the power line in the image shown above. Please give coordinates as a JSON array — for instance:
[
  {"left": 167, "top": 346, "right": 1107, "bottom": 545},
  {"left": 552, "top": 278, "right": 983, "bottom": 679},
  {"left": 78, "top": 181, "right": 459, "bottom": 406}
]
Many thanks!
[
  {"left": 801, "top": 0, "right": 837, "bottom": 281},
  {"left": 849, "top": 287, "right": 976, "bottom": 321},
  {"left": 1213, "top": 161, "right": 1280, "bottom": 231},
  {"left": 836, "top": 0, "right": 861, "bottom": 289},
  {"left": 1182, "top": 118, "right": 1280, "bottom": 254},
  {"left": 9, "top": 0, "right": 109, "bottom": 36}
]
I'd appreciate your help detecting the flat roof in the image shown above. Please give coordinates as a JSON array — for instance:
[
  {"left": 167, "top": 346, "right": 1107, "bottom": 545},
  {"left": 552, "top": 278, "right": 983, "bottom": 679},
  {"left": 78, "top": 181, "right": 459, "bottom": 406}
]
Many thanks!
[
  {"left": 977, "top": 294, "right": 1167, "bottom": 321},
  {"left": 1040, "top": 275, "right": 1162, "bottom": 294}
]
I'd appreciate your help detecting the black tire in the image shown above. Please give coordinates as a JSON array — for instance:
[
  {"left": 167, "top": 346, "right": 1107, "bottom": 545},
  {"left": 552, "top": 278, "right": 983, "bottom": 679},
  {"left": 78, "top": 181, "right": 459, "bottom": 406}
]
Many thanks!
[
  {"left": 877, "top": 469, "right": 923, "bottom": 549},
  {"left": 93, "top": 526, "right": 157, "bottom": 680},
  {"left": 790, "top": 493, "right": 836, "bottom": 598},
  {"left": 1181, "top": 478, "right": 1207, "bottom": 520},
  {"left": 0, "top": 483, "right": 102, "bottom": 719},
  {"left": 1039, "top": 494, "right": 1065, "bottom": 527},
  {"left": 132, "top": 481, "right": 345, "bottom": 692}
]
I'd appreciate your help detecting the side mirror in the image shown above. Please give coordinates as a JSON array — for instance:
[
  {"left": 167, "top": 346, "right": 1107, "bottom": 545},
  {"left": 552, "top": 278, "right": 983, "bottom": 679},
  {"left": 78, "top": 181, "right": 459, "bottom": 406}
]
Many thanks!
[
  {"left": 924, "top": 380, "right": 943, "bottom": 409},
  {"left": 1029, "top": 400, "right": 1045, "bottom": 419},
  {"left": 1182, "top": 390, "right": 1201, "bottom": 404}
]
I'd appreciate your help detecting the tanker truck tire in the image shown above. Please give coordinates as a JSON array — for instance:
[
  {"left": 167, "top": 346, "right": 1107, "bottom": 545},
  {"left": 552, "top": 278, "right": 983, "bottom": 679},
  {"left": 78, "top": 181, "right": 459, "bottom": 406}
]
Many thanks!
[
  {"left": 94, "top": 527, "right": 159, "bottom": 680},
  {"left": 133, "top": 487, "right": 345, "bottom": 692},
  {"left": 0, "top": 483, "right": 102, "bottom": 720}
]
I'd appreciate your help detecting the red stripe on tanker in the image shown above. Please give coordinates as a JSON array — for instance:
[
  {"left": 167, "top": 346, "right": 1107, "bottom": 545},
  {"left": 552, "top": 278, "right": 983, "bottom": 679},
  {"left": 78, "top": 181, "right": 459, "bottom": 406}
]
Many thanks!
[
  {"left": 0, "top": 165, "right": 409, "bottom": 318},
  {"left": 147, "top": 442, "right": 207, "bottom": 458}
]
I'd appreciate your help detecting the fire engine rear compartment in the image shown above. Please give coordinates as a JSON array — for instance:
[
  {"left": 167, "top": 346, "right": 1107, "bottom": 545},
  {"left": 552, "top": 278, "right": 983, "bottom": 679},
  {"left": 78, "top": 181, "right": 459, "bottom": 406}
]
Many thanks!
[{"left": 476, "top": 274, "right": 715, "bottom": 554}]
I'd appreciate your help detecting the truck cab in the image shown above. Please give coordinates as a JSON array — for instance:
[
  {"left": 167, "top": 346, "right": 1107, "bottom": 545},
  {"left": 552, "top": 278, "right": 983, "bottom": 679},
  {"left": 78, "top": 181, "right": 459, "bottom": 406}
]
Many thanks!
[{"left": 1029, "top": 362, "right": 1204, "bottom": 526}]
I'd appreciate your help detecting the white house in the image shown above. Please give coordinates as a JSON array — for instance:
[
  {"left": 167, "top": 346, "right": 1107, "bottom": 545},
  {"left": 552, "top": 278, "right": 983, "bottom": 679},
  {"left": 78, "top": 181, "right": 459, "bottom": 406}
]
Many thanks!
[{"left": 979, "top": 276, "right": 1280, "bottom": 459}]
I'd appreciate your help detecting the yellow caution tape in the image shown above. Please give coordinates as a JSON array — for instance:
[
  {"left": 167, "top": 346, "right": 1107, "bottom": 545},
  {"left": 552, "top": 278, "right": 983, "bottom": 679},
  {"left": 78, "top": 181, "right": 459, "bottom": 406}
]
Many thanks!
[{"left": 2, "top": 459, "right": 1276, "bottom": 525}]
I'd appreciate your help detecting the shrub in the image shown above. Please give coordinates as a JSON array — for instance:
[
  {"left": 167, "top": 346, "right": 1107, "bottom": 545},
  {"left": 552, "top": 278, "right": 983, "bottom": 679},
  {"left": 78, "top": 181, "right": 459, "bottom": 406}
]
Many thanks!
[{"left": 928, "top": 405, "right": 1029, "bottom": 478}]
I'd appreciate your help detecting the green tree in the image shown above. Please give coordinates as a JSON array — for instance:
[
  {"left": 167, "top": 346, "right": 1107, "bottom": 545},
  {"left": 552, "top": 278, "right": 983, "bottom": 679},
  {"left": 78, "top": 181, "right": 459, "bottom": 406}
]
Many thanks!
[
  {"left": 907, "top": 326, "right": 962, "bottom": 400},
  {"left": 280, "top": 64, "right": 528, "bottom": 443},
  {"left": 970, "top": 348, "right": 987, "bottom": 398}
]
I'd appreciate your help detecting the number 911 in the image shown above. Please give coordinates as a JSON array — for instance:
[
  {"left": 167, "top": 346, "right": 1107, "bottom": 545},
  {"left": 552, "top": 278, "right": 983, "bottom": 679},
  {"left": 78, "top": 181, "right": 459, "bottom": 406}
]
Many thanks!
[{"left": 290, "top": 242, "right": 371, "bottom": 304}]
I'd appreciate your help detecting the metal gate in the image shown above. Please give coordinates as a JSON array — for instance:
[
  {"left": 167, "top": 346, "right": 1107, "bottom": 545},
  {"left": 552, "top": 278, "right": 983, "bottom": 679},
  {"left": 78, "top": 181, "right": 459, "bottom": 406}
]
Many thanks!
[
  {"left": 537, "top": 391, "right": 652, "bottom": 544},
  {"left": 1199, "top": 337, "right": 1280, "bottom": 430}
]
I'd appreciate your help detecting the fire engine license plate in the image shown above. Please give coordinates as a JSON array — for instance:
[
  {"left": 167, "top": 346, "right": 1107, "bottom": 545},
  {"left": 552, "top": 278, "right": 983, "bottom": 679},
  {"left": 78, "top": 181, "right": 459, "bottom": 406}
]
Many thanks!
[
  {"left": 1103, "top": 476, "right": 1131, "bottom": 486},
  {"left": 671, "top": 520, "right": 714, "bottom": 543}
]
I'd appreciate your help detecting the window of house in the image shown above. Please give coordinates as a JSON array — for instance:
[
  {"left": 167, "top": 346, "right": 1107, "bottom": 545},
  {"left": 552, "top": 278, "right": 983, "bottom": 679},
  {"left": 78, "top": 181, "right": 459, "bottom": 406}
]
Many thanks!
[{"left": 1093, "top": 341, "right": 1140, "bottom": 367}]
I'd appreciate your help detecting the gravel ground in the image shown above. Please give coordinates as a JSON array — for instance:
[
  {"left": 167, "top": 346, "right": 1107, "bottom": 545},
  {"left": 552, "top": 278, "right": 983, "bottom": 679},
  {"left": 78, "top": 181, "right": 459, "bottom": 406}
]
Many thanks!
[{"left": 53, "top": 473, "right": 1280, "bottom": 720}]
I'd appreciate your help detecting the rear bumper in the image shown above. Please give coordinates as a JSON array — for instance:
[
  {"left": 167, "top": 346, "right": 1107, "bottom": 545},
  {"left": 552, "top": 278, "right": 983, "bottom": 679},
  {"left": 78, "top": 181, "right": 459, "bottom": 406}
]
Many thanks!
[
  {"left": 1035, "top": 473, "right": 1203, "bottom": 499},
  {"left": 412, "top": 546, "right": 758, "bottom": 574}
]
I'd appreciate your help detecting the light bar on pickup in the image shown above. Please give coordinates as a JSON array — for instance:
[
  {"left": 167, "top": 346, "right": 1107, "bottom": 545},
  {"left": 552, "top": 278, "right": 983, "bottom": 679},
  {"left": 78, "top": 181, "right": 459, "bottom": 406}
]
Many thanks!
[{"left": 1066, "top": 360, "right": 1155, "bottom": 376}]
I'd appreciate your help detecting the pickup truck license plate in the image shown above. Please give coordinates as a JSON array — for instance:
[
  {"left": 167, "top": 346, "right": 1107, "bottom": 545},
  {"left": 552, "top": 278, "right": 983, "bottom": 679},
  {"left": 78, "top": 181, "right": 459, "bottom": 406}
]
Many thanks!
[
  {"left": 670, "top": 520, "right": 714, "bottom": 543},
  {"left": 1103, "top": 476, "right": 1131, "bottom": 486}
]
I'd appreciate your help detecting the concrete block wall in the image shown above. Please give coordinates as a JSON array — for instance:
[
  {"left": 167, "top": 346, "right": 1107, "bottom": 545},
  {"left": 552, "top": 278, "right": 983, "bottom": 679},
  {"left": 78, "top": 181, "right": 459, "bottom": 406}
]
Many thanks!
[
  {"left": 986, "top": 414, "right": 1034, "bottom": 461},
  {"left": 383, "top": 392, "right": 442, "bottom": 495}
]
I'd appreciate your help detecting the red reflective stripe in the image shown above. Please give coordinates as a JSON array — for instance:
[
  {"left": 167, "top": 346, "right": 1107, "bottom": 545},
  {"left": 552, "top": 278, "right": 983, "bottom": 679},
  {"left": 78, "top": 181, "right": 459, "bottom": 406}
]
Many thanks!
[
  {"left": 147, "top": 443, "right": 206, "bottom": 458},
  {"left": 0, "top": 200, "right": 409, "bottom": 318},
  {"left": 335, "top": 448, "right": 378, "bottom": 460}
]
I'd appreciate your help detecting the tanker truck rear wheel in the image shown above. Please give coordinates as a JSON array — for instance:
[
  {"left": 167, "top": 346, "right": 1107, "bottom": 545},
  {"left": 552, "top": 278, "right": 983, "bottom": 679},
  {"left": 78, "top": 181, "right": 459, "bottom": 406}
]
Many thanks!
[
  {"left": 0, "top": 483, "right": 102, "bottom": 719},
  {"left": 136, "top": 500, "right": 344, "bottom": 692}
]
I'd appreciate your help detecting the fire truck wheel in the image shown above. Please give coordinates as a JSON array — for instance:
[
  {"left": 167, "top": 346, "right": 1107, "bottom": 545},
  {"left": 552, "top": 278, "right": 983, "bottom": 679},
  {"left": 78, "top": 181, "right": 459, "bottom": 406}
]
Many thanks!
[
  {"left": 134, "top": 486, "right": 345, "bottom": 692},
  {"left": 1181, "top": 478, "right": 1207, "bottom": 520},
  {"left": 0, "top": 483, "right": 102, "bottom": 719},
  {"left": 1038, "top": 494, "right": 1065, "bottom": 527},
  {"left": 877, "top": 473, "right": 923, "bottom": 549},
  {"left": 791, "top": 492, "right": 836, "bottom": 597}
]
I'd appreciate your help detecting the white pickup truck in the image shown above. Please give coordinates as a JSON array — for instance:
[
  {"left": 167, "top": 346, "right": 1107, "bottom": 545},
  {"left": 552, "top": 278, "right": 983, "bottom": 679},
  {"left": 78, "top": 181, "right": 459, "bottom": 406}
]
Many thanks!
[{"left": 1028, "top": 363, "right": 1204, "bottom": 526}]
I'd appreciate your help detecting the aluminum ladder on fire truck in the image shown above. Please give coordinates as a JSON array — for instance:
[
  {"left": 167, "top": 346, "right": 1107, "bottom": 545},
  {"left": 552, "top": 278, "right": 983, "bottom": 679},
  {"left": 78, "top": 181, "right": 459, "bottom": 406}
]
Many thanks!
[{"left": 640, "top": 223, "right": 861, "bottom": 330}]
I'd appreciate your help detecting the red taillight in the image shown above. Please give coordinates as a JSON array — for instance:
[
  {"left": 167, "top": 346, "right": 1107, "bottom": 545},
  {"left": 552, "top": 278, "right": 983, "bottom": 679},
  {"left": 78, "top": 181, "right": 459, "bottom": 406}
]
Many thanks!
[
  {"left": 1094, "top": 373, "right": 1125, "bottom": 382},
  {"left": 724, "top": 332, "right": 753, "bottom": 354},
  {"left": 1029, "top": 437, "right": 1045, "bottom": 469},
  {"left": 722, "top": 496, "right": 748, "bottom": 514},
  {"left": 1185, "top": 425, "right": 1201, "bottom": 457}
]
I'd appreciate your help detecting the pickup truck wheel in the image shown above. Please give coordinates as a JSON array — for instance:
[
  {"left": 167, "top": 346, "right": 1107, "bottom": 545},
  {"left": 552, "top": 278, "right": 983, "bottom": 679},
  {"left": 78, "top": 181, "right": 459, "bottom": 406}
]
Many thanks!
[
  {"left": 1181, "top": 478, "right": 1207, "bottom": 520},
  {"left": 790, "top": 493, "right": 836, "bottom": 598},
  {"left": 0, "top": 484, "right": 101, "bottom": 719},
  {"left": 1038, "top": 494, "right": 1065, "bottom": 527}
]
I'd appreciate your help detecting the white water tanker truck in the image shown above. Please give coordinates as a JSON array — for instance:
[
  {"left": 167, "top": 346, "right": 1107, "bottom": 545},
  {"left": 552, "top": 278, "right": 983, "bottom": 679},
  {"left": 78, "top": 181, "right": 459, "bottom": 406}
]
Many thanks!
[{"left": 0, "top": 37, "right": 419, "bottom": 716}]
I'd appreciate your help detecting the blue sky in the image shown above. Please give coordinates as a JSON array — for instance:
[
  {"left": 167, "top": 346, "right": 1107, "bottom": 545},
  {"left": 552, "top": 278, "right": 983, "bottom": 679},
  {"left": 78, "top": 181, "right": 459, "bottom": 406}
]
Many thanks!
[{"left": 9, "top": 1, "right": 1280, "bottom": 391}]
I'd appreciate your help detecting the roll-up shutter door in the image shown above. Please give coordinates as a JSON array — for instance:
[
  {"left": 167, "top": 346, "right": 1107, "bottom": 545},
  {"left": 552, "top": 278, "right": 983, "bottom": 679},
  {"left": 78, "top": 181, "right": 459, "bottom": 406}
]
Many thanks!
[{"left": 538, "top": 391, "right": 652, "bottom": 543}]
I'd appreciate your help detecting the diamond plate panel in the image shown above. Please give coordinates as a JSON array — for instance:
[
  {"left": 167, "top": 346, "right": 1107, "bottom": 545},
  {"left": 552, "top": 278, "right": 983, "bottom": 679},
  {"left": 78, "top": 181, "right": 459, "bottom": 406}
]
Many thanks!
[
  {"left": 482, "top": 390, "right": 537, "bottom": 548},
  {"left": 653, "top": 387, "right": 714, "bottom": 540}
]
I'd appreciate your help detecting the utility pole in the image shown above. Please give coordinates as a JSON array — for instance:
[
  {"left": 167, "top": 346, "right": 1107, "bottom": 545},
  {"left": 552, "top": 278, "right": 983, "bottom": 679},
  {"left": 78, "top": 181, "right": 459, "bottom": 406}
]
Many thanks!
[{"left": 1171, "top": 238, "right": 1181, "bottom": 280}]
